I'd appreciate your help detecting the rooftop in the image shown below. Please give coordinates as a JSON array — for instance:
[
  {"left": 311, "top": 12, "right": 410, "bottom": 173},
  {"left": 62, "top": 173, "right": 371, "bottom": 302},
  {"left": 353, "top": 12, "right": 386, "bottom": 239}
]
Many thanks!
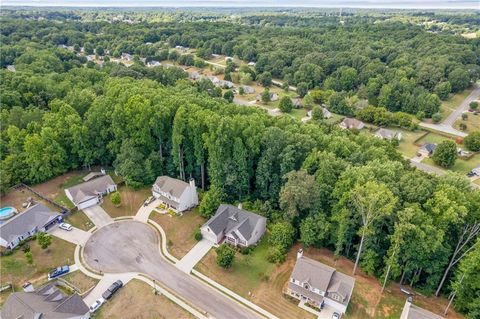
[{"left": 65, "top": 174, "right": 116, "bottom": 205}]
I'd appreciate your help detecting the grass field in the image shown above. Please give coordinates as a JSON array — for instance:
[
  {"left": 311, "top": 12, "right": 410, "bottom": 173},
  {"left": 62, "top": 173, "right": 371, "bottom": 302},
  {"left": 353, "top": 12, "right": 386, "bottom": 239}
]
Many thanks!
[
  {"left": 453, "top": 112, "right": 480, "bottom": 133},
  {"left": 423, "top": 155, "right": 480, "bottom": 175},
  {"left": 439, "top": 89, "right": 473, "bottom": 120},
  {"left": 149, "top": 208, "right": 206, "bottom": 259},
  {"left": 0, "top": 237, "right": 75, "bottom": 290},
  {"left": 396, "top": 129, "right": 428, "bottom": 158},
  {"left": 65, "top": 210, "right": 94, "bottom": 231},
  {"left": 94, "top": 279, "right": 194, "bottom": 319},
  {"left": 63, "top": 270, "right": 99, "bottom": 293},
  {"left": 101, "top": 186, "right": 151, "bottom": 218}
]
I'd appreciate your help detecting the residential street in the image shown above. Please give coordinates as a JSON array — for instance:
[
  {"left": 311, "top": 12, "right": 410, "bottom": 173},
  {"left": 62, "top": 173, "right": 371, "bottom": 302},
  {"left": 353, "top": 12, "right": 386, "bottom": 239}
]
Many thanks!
[{"left": 83, "top": 221, "right": 262, "bottom": 319}]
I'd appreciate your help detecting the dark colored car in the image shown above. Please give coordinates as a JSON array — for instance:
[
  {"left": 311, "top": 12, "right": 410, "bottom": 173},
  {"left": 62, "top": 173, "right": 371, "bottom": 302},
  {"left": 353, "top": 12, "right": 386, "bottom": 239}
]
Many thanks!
[
  {"left": 48, "top": 265, "right": 69, "bottom": 280},
  {"left": 102, "top": 280, "right": 123, "bottom": 300}
]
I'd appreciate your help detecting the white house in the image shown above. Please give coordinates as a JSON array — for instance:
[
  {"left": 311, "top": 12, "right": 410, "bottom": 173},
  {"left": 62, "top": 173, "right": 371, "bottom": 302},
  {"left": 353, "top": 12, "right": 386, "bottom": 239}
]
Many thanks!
[
  {"left": 201, "top": 204, "right": 267, "bottom": 247},
  {"left": 65, "top": 174, "right": 117, "bottom": 210},
  {"left": 0, "top": 204, "right": 61, "bottom": 249},
  {"left": 152, "top": 176, "right": 198, "bottom": 213},
  {"left": 285, "top": 249, "right": 355, "bottom": 314}
]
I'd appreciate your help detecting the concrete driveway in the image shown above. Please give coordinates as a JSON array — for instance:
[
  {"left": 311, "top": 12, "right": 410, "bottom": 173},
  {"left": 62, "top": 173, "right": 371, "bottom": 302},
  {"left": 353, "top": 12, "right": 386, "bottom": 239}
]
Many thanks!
[
  {"left": 83, "top": 221, "right": 261, "bottom": 319},
  {"left": 82, "top": 205, "right": 113, "bottom": 228},
  {"left": 49, "top": 225, "right": 91, "bottom": 246},
  {"left": 176, "top": 239, "right": 213, "bottom": 273},
  {"left": 134, "top": 198, "right": 160, "bottom": 223}
]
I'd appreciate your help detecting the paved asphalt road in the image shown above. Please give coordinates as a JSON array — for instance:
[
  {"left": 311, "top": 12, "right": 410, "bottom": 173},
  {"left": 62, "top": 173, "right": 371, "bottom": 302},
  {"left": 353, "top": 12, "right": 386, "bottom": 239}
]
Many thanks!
[{"left": 83, "top": 221, "right": 262, "bottom": 319}]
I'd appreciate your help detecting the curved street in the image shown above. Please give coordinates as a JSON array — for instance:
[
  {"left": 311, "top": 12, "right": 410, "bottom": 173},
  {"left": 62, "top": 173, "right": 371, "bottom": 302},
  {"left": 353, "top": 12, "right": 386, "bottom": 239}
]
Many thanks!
[{"left": 83, "top": 221, "right": 262, "bottom": 319}]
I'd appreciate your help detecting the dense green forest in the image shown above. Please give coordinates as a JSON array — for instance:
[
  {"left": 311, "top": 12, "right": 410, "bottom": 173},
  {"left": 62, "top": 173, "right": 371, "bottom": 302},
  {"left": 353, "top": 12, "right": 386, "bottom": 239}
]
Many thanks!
[{"left": 0, "top": 9, "right": 479, "bottom": 318}]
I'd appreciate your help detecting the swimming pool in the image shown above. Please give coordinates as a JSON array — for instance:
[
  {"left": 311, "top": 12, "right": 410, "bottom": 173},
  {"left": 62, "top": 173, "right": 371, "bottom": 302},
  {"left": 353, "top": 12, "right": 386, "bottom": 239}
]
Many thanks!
[{"left": 0, "top": 207, "right": 17, "bottom": 220}]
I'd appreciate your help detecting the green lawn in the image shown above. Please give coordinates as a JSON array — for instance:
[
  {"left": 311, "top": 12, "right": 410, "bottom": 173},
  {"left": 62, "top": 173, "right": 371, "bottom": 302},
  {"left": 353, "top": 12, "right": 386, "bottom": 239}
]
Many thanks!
[
  {"left": 54, "top": 193, "right": 75, "bottom": 209},
  {"left": 416, "top": 131, "right": 457, "bottom": 145},
  {"left": 454, "top": 112, "right": 480, "bottom": 133},
  {"left": 440, "top": 88, "right": 473, "bottom": 119},
  {"left": 101, "top": 186, "right": 151, "bottom": 218},
  {"left": 423, "top": 155, "right": 480, "bottom": 175},
  {"left": 396, "top": 129, "right": 428, "bottom": 158},
  {"left": 61, "top": 174, "right": 85, "bottom": 189},
  {"left": 65, "top": 210, "right": 94, "bottom": 231}
]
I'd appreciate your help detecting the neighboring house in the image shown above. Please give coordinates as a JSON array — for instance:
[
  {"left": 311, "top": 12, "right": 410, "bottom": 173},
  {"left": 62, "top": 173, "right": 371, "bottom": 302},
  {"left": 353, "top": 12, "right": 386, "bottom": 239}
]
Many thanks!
[
  {"left": 220, "top": 80, "right": 235, "bottom": 89},
  {"left": 152, "top": 176, "right": 198, "bottom": 213},
  {"left": 241, "top": 85, "right": 255, "bottom": 94},
  {"left": 201, "top": 204, "right": 266, "bottom": 247},
  {"left": 472, "top": 165, "right": 480, "bottom": 176},
  {"left": 188, "top": 71, "right": 201, "bottom": 80},
  {"left": 374, "top": 128, "right": 402, "bottom": 141},
  {"left": 1, "top": 283, "right": 90, "bottom": 319},
  {"left": 307, "top": 108, "right": 332, "bottom": 119},
  {"left": 256, "top": 92, "right": 279, "bottom": 102},
  {"left": 0, "top": 204, "right": 61, "bottom": 249},
  {"left": 147, "top": 60, "right": 161, "bottom": 67},
  {"left": 82, "top": 171, "right": 105, "bottom": 182},
  {"left": 248, "top": 61, "right": 256, "bottom": 67},
  {"left": 65, "top": 175, "right": 117, "bottom": 210},
  {"left": 6, "top": 65, "right": 16, "bottom": 72},
  {"left": 419, "top": 143, "right": 437, "bottom": 156},
  {"left": 339, "top": 118, "right": 365, "bottom": 130},
  {"left": 292, "top": 98, "right": 302, "bottom": 108},
  {"left": 121, "top": 53, "right": 133, "bottom": 61},
  {"left": 285, "top": 249, "right": 355, "bottom": 314},
  {"left": 400, "top": 298, "right": 444, "bottom": 319},
  {"left": 225, "top": 56, "right": 233, "bottom": 62}
]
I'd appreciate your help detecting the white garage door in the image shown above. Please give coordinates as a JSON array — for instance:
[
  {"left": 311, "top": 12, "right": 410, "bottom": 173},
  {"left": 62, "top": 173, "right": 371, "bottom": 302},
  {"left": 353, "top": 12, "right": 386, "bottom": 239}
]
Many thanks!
[{"left": 78, "top": 197, "right": 100, "bottom": 210}]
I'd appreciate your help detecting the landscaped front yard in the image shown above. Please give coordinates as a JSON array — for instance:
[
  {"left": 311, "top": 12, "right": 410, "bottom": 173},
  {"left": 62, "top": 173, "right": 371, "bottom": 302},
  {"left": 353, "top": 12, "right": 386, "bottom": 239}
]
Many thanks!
[
  {"left": 149, "top": 208, "right": 206, "bottom": 259},
  {"left": 101, "top": 186, "right": 151, "bottom": 218},
  {"left": 94, "top": 279, "right": 194, "bottom": 319},
  {"left": 0, "top": 237, "right": 76, "bottom": 290}
]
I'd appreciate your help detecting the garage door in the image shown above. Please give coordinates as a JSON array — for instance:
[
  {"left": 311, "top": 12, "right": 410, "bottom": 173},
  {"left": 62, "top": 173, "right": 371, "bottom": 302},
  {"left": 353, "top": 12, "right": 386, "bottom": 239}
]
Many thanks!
[{"left": 78, "top": 197, "right": 100, "bottom": 210}]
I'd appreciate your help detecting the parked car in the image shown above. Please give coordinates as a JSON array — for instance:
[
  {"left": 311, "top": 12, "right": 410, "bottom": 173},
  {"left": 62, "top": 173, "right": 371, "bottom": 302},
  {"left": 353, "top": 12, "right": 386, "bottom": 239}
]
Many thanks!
[
  {"left": 48, "top": 265, "right": 69, "bottom": 280},
  {"left": 59, "top": 222, "right": 73, "bottom": 231},
  {"left": 467, "top": 172, "right": 475, "bottom": 177},
  {"left": 144, "top": 196, "right": 155, "bottom": 206},
  {"left": 89, "top": 298, "right": 105, "bottom": 313},
  {"left": 102, "top": 280, "right": 123, "bottom": 300},
  {"left": 332, "top": 313, "right": 340, "bottom": 319}
]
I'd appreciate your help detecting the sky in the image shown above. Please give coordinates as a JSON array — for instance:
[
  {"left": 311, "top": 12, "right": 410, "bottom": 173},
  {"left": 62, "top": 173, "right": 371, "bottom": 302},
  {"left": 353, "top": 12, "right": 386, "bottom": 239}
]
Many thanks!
[{"left": 1, "top": 0, "right": 479, "bottom": 9}]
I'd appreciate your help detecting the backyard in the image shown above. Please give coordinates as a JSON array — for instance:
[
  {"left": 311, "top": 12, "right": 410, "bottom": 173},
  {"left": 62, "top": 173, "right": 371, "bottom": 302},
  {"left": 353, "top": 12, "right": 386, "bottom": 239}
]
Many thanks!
[
  {"left": 394, "top": 128, "right": 428, "bottom": 158},
  {"left": 149, "top": 208, "right": 206, "bottom": 259},
  {"left": 94, "top": 279, "right": 194, "bottom": 319},
  {"left": 101, "top": 186, "right": 151, "bottom": 218}
]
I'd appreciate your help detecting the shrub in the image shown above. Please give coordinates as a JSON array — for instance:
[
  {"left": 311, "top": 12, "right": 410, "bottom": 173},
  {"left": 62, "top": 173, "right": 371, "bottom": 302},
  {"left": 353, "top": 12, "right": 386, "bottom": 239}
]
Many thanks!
[
  {"left": 432, "top": 113, "right": 442, "bottom": 123},
  {"left": 279, "top": 96, "right": 293, "bottom": 113},
  {"left": 459, "top": 123, "right": 467, "bottom": 131},
  {"left": 22, "top": 244, "right": 30, "bottom": 253},
  {"left": 110, "top": 191, "right": 121, "bottom": 206},
  {"left": 216, "top": 244, "right": 236, "bottom": 268},
  {"left": 239, "top": 246, "right": 253, "bottom": 255},
  {"left": 267, "top": 245, "right": 286, "bottom": 264},
  {"left": 194, "top": 228, "right": 202, "bottom": 241},
  {"left": 462, "top": 113, "right": 468, "bottom": 121},
  {"left": 25, "top": 251, "right": 33, "bottom": 264},
  {"left": 37, "top": 232, "right": 52, "bottom": 250},
  {"left": 311, "top": 106, "right": 324, "bottom": 121},
  {"left": 433, "top": 141, "right": 457, "bottom": 168},
  {"left": 464, "top": 132, "right": 480, "bottom": 151},
  {"left": 470, "top": 101, "right": 478, "bottom": 110},
  {"left": 199, "top": 185, "right": 225, "bottom": 218}
]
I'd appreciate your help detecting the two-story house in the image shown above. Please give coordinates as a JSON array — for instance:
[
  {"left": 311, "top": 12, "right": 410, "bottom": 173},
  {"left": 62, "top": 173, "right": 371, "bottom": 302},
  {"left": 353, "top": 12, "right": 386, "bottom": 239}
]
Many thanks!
[
  {"left": 152, "top": 176, "right": 198, "bottom": 213},
  {"left": 285, "top": 249, "right": 355, "bottom": 314}
]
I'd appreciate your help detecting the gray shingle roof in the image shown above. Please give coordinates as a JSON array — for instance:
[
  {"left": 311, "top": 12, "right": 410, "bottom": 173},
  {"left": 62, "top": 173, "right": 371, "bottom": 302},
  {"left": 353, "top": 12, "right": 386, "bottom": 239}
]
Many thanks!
[
  {"left": 0, "top": 203, "right": 59, "bottom": 244},
  {"left": 154, "top": 176, "right": 190, "bottom": 199},
  {"left": 375, "top": 128, "right": 400, "bottom": 140},
  {"left": 82, "top": 171, "right": 104, "bottom": 182},
  {"left": 204, "top": 204, "right": 266, "bottom": 241},
  {"left": 66, "top": 175, "right": 116, "bottom": 205},
  {"left": 1, "top": 283, "right": 89, "bottom": 319},
  {"left": 402, "top": 300, "right": 444, "bottom": 319}
]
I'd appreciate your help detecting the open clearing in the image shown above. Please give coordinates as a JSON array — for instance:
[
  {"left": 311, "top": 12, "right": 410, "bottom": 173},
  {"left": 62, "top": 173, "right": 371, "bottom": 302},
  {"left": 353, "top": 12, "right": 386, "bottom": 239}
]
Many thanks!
[
  {"left": 94, "top": 279, "right": 194, "bottom": 319},
  {"left": 101, "top": 186, "right": 151, "bottom": 218},
  {"left": 149, "top": 208, "right": 205, "bottom": 259}
]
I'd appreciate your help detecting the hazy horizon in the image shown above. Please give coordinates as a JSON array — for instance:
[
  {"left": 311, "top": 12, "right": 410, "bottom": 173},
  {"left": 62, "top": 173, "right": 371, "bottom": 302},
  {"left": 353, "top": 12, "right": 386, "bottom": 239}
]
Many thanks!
[{"left": 2, "top": 0, "right": 479, "bottom": 9}]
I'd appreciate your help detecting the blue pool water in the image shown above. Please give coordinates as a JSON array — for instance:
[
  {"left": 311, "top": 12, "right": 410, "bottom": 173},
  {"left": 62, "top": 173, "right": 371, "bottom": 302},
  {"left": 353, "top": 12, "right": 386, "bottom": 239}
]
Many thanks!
[{"left": 0, "top": 207, "right": 17, "bottom": 220}]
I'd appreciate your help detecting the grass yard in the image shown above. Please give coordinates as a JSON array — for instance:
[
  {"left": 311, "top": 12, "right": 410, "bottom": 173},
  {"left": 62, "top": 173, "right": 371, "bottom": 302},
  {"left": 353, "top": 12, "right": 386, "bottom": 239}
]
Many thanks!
[
  {"left": 0, "top": 237, "right": 75, "bottom": 290},
  {"left": 423, "top": 154, "right": 480, "bottom": 175},
  {"left": 101, "top": 186, "right": 151, "bottom": 218},
  {"left": 149, "top": 208, "right": 205, "bottom": 259},
  {"left": 416, "top": 131, "right": 458, "bottom": 145},
  {"left": 94, "top": 279, "right": 194, "bottom": 319},
  {"left": 62, "top": 270, "right": 99, "bottom": 293},
  {"left": 439, "top": 88, "right": 474, "bottom": 120},
  {"left": 395, "top": 129, "right": 428, "bottom": 158},
  {"left": 453, "top": 112, "right": 480, "bottom": 133},
  {"left": 195, "top": 238, "right": 316, "bottom": 319},
  {"left": 65, "top": 210, "right": 94, "bottom": 231}
]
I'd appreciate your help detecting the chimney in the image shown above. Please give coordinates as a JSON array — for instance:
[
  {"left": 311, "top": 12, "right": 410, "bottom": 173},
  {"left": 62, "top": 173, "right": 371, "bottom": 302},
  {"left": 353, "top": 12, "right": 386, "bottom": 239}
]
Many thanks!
[
  {"left": 101, "top": 168, "right": 106, "bottom": 175},
  {"left": 297, "top": 248, "right": 303, "bottom": 260},
  {"left": 189, "top": 178, "right": 195, "bottom": 189},
  {"left": 238, "top": 203, "right": 243, "bottom": 210},
  {"left": 22, "top": 282, "right": 34, "bottom": 292}
]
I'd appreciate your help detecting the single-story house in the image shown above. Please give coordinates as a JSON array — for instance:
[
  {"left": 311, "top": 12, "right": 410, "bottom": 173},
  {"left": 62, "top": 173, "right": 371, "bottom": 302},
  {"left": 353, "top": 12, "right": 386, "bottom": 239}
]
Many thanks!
[
  {"left": 147, "top": 60, "right": 161, "bottom": 67},
  {"left": 292, "top": 98, "right": 302, "bottom": 108},
  {"left": 256, "top": 92, "right": 279, "bottom": 102},
  {"left": 188, "top": 71, "right": 201, "bottom": 80},
  {"left": 241, "top": 85, "right": 255, "bottom": 94},
  {"left": 0, "top": 204, "right": 61, "bottom": 249},
  {"left": 1, "top": 283, "right": 90, "bottom": 319},
  {"left": 6, "top": 65, "right": 16, "bottom": 72},
  {"left": 472, "top": 165, "right": 480, "bottom": 176},
  {"left": 375, "top": 128, "right": 402, "bottom": 141},
  {"left": 152, "top": 176, "right": 198, "bottom": 213},
  {"left": 201, "top": 204, "right": 266, "bottom": 247},
  {"left": 225, "top": 56, "right": 233, "bottom": 62},
  {"left": 121, "top": 53, "right": 133, "bottom": 61},
  {"left": 307, "top": 108, "right": 332, "bottom": 119},
  {"left": 339, "top": 118, "right": 365, "bottom": 130},
  {"left": 285, "top": 249, "right": 355, "bottom": 314},
  {"left": 248, "top": 61, "right": 256, "bottom": 67},
  {"left": 400, "top": 298, "right": 443, "bottom": 319},
  {"left": 65, "top": 175, "right": 117, "bottom": 210},
  {"left": 419, "top": 143, "right": 437, "bottom": 156}
]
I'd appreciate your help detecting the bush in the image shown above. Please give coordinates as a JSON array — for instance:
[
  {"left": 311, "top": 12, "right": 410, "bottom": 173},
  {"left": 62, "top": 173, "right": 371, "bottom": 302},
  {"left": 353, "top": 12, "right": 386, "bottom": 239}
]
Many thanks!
[
  {"left": 311, "top": 106, "right": 324, "bottom": 121},
  {"left": 22, "top": 244, "right": 30, "bottom": 253},
  {"left": 37, "top": 232, "right": 52, "bottom": 250},
  {"left": 464, "top": 132, "right": 480, "bottom": 151},
  {"left": 25, "top": 251, "right": 33, "bottom": 264},
  {"left": 216, "top": 244, "right": 236, "bottom": 268},
  {"left": 194, "top": 228, "right": 202, "bottom": 241},
  {"left": 470, "top": 101, "right": 479, "bottom": 110},
  {"left": 459, "top": 123, "right": 467, "bottom": 131},
  {"left": 110, "top": 191, "right": 121, "bottom": 206},
  {"left": 433, "top": 141, "right": 457, "bottom": 168},
  {"left": 267, "top": 245, "right": 286, "bottom": 264},
  {"left": 461, "top": 113, "right": 468, "bottom": 121},
  {"left": 279, "top": 96, "right": 293, "bottom": 113},
  {"left": 239, "top": 246, "right": 253, "bottom": 255},
  {"left": 432, "top": 113, "right": 442, "bottom": 123}
]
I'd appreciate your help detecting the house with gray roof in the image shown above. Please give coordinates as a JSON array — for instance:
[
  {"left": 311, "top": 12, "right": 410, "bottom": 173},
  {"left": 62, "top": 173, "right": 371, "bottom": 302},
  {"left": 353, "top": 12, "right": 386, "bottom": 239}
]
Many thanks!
[
  {"left": 400, "top": 299, "right": 444, "bottom": 319},
  {"left": 419, "top": 143, "right": 437, "bottom": 156},
  {"left": 65, "top": 175, "right": 117, "bottom": 210},
  {"left": 240, "top": 85, "right": 255, "bottom": 94},
  {"left": 201, "top": 204, "right": 266, "bottom": 247},
  {"left": 0, "top": 204, "right": 61, "bottom": 249},
  {"left": 375, "top": 128, "right": 402, "bottom": 141},
  {"left": 339, "top": 118, "right": 365, "bottom": 130},
  {"left": 1, "top": 283, "right": 89, "bottom": 319},
  {"left": 285, "top": 249, "right": 355, "bottom": 314},
  {"left": 152, "top": 176, "right": 198, "bottom": 213}
]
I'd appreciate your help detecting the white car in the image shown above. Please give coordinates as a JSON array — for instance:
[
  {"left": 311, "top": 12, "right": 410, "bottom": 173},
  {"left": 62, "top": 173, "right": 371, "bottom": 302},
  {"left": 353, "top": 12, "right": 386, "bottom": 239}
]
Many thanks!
[
  {"left": 332, "top": 313, "right": 341, "bottom": 319},
  {"left": 89, "top": 298, "right": 105, "bottom": 313},
  {"left": 59, "top": 223, "right": 73, "bottom": 231}
]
